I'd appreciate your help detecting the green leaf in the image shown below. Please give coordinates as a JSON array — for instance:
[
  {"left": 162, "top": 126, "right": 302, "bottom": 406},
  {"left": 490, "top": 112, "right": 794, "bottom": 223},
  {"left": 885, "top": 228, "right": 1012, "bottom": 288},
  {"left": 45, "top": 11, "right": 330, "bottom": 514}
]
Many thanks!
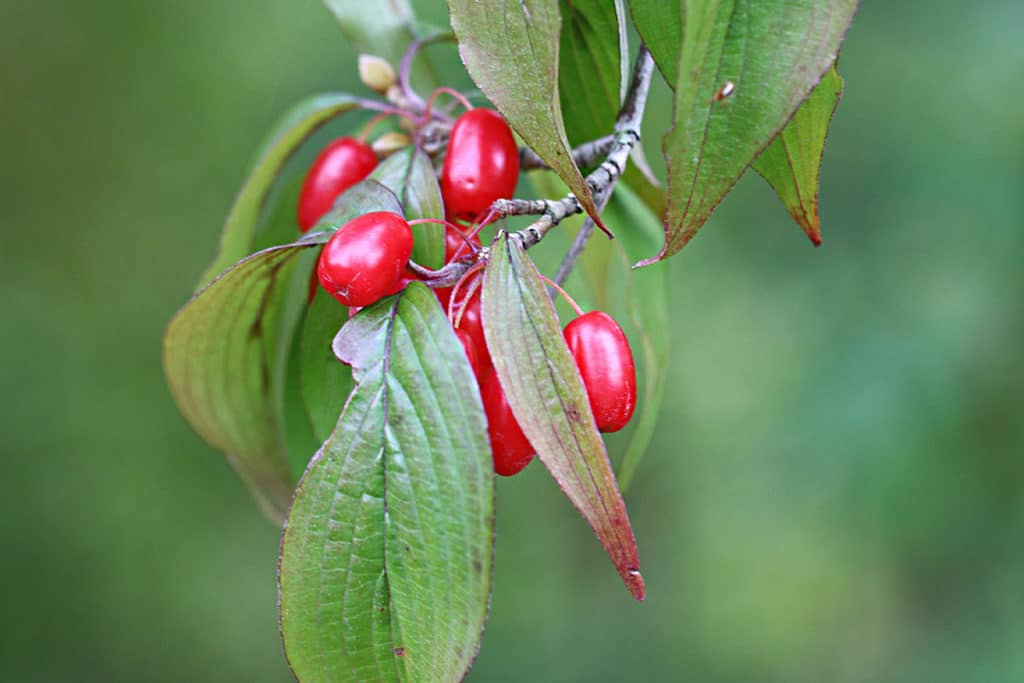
[
  {"left": 315, "top": 178, "right": 405, "bottom": 233},
  {"left": 558, "top": 0, "right": 627, "bottom": 148},
  {"left": 199, "top": 93, "right": 362, "bottom": 286},
  {"left": 369, "top": 147, "right": 446, "bottom": 268},
  {"left": 280, "top": 283, "right": 493, "bottom": 682},
  {"left": 482, "top": 233, "right": 644, "bottom": 600},
  {"left": 448, "top": 0, "right": 606, "bottom": 230},
  {"left": 638, "top": 0, "right": 858, "bottom": 266},
  {"left": 628, "top": 0, "right": 684, "bottom": 87},
  {"left": 323, "top": 0, "right": 413, "bottom": 70},
  {"left": 300, "top": 287, "right": 354, "bottom": 445},
  {"left": 752, "top": 65, "right": 843, "bottom": 246},
  {"left": 165, "top": 233, "right": 329, "bottom": 523}
]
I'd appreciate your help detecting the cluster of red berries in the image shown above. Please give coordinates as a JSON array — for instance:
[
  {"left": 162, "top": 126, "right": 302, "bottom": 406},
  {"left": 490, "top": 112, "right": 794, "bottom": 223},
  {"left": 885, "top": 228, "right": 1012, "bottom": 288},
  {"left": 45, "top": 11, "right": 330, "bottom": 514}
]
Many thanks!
[{"left": 295, "top": 103, "right": 636, "bottom": 476}]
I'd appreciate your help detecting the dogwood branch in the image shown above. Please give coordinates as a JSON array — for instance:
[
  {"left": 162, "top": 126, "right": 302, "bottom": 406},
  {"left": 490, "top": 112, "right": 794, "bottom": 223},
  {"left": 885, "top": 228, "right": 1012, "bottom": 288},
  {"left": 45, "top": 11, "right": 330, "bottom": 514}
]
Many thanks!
[
  {"left": 519, "top": 134, "right": 617, "bottom": 171},
  {"left": 506, "top": 44, "right": 654, "bottom": 250},
  {"left": 410, "top": 45, "right": 655, "bottom": 289}
]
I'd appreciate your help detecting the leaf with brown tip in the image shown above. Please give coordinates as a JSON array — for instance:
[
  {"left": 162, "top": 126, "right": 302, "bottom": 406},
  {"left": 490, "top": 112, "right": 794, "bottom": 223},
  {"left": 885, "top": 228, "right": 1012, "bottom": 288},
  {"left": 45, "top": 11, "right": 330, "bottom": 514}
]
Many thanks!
[
  {"left": 753, "top": 65, "right": 844, "bottom": 246},
  {"left": 481, "top": 232, "right": 644, "bottom": 600}
]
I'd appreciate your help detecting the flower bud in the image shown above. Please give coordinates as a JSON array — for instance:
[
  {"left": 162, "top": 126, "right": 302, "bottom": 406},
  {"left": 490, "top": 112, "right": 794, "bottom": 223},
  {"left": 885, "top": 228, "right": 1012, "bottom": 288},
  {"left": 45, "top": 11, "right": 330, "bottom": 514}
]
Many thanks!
[
  {"left": 371, "top": 131, "right": 412, "bottom": 158},
  {"left": 358, "top": 54, "right": 397, "bottom": 94}
]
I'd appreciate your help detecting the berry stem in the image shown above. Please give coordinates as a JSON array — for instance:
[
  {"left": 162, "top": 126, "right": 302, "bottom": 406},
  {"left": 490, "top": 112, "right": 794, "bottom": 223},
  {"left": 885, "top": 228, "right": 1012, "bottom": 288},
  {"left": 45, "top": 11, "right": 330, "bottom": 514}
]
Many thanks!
[
  {"left": 538, "top": 274, "right": 585, "bottom": 317},
  {"left": 423, "top": 87, "right": 474, "bottom": 120},
  {"left": 448, "top": 265, "right": 484, "bottom": 326},
  {"left": 396, "top": 33, "right": 458, "bottom": 120},
  {"left": 357, "top": 111, "right": 421, "bottom": 143}
]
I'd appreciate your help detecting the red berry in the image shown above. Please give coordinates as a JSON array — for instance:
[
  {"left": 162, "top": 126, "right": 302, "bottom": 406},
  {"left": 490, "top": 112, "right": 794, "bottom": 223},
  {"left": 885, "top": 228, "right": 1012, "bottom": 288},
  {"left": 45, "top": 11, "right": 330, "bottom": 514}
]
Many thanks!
[
  {"left": 481, "top": 371, "right": 534, "bottom": 476},
  {"left": 452, "top": 288, "right": 492, "bottom": 375},
  {"left": 317, "top": 211, "right": 413, "bottom": 307},
  {"left": 563, "top": 311, "right": 637, "bottom": 433},
  {"left": 297, "top": 138, "right": 378, "bottom": 232},
  {"left": 441, "top": 109, "right": 519, "bottom": 221},
  {"left": 454, "top": 327, "right": 483, "bottom": 379}
]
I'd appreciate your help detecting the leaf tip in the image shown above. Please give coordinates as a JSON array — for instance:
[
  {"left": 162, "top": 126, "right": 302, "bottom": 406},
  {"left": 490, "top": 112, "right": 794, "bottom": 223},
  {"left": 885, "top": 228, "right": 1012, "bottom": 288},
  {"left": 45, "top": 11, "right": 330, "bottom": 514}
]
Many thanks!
[
  {"left": 793, "top": 208, "right": 823, "bottom": 246},
  {"left": 625, "top": 568, "right": 646, "bottom": 601},
  {"left": 632, "top": 253, "right": 662, "bottom": 269}
]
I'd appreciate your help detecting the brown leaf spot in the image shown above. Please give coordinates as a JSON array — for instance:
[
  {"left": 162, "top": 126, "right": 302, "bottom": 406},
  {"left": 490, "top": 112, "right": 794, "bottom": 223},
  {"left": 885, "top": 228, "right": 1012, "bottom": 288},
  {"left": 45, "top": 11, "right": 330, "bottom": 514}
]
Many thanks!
[{"left": 393, "top": 647, "right": 405, "bottom": 657}]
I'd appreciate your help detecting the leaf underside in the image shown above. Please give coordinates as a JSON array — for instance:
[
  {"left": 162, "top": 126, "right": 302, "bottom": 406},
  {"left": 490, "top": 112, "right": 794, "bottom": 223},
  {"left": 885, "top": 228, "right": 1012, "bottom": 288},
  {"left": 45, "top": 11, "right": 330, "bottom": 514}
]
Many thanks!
[
  {"left": 752, "top": 65, "right": 843, "bottom": 246},
  {"left": 640, "top": 0, "right": 858, "bottom": 266},
  {"left": 447, "top": 0, "right": 606, "bottom": 231},
  {"left": 280, "top": 283, "right": 494, "bottom": 683},
  {"left": 482, "top": 233, "right": 645, "bottom": 601},
  {"left": 165, "top": 234, "right": 329, "bottom": 522}
]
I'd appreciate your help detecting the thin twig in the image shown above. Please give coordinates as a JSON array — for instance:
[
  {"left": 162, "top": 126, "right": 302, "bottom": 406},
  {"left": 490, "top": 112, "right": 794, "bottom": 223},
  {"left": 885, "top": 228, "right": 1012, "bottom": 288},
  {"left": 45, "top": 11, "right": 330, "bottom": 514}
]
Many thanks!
[
  {"left": 519, "top": 134, "right": 617, "bottom": 170},
  {"left": 512, "top": 44, "right": 654, "bottom": 251},
  {"left": 552, "top": 46, "right": 655, "bottom": 285}
]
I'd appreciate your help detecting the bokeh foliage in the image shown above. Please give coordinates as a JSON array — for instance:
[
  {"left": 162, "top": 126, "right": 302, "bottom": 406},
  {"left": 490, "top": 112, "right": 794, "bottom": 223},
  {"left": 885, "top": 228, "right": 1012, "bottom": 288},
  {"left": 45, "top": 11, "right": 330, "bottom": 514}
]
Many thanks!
[{"left": 1, "top": 1, "right": 1022, "bottom": 681}]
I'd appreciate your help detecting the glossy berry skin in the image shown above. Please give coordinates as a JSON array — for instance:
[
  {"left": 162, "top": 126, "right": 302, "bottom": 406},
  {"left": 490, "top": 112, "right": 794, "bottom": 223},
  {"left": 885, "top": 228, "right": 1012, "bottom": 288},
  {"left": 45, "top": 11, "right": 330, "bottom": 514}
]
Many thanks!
[
  {"left": 563, "top": 311, "right": 637, "bottom": 433},
  {"left": 441, "top": 109, "right": 519, "bottom": 221},
  {"left": 297, "top": 138, "right": 378, "bottom": 232},
  {"left": 451, "top": 288, "right": 492, "bottom": 375},
  {"left": 317, "top": 211, "right": 413, "bottom": 307},
  {"left": 481, "top": 371, "right": 534, "bottom": 476},
  {"left": 454, "top": 328, "right": 483, "bottom": 380}
]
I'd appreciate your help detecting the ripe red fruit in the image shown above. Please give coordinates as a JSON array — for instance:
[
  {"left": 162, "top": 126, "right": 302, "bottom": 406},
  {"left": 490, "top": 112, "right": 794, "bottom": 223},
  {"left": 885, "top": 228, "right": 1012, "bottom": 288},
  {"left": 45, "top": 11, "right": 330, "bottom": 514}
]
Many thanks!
[
  {"left": 454, "top": 328, "right": 483, "bottom": 379},
  {"left": 563, "top": 311, "right": 637, "bottom": 433},
  {"left": 297, "top": 138, "right": 378, "bottom": 232},
  {"left": 481, "top": 371, "right": 534, "bottom": 476},
  {"left": 451, "top": 288, "right": 492, "bottom": 375},
  {"left": 317, "top": 211, "right": 413, "bottom": 307},
  {"left": 441, "top": 109, "right": 519, "bottom": 221}
]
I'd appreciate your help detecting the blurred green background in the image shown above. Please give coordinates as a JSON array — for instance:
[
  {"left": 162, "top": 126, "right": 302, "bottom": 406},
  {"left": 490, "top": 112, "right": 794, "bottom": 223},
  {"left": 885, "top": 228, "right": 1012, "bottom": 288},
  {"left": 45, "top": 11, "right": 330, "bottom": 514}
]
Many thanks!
[{"left": 2, "top": 1, "right": 1022, "bottom": 681}]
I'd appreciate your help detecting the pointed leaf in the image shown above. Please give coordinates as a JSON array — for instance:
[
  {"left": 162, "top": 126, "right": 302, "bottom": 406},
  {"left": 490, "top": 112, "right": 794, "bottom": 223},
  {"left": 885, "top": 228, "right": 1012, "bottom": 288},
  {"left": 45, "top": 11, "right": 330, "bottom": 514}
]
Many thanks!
[
  {"left": 370, "top": 146, "right": 446, "bottom": 268},
  {"left": 280, "top": 283, "right": 493, "bottom": 682},
  {"left": 448, "top": 0, "right": 606, "bottom": 230},
  {"left": 482, "top": 233, "right": 644, "bottom": 600},
  {"left": 199, "top": 93, "right": 362, "bottom": 286},
  {"left": 638, "top": 0, "right": 858, "bottom": 266},
  {"left": 628, "top": 0, "right": 684, "bottom": 87},
  {"left": 165, "top": 233, "right": 328, "bottom": 522},
  {"left": 558, "top": 0, "right": 627, "bottom": 147},
  {"left": 752, "top": 65, "right": 843, "bottom": 246}
]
